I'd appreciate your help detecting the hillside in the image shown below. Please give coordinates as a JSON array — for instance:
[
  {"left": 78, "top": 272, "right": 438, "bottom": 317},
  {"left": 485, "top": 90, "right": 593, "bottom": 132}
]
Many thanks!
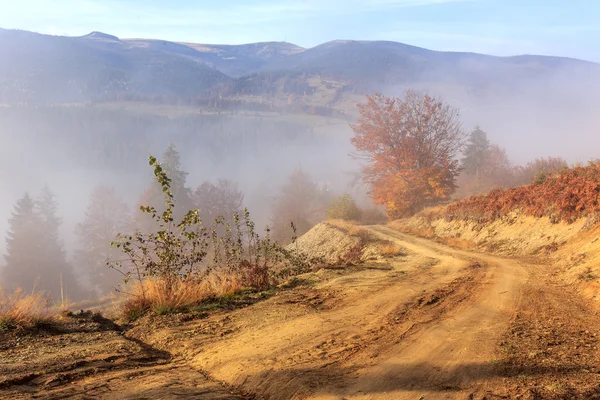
[
  {"left": 175, "top": 41, "right": 305, "bottom": 77},
  {"left": 390, "top": 162, "right": 600, "bottom": 306},
  {"left": 0, "top": 29, "right": 231, "bottom": 104},
  {"left": 1, "top": 28, "right": 599, "bottom": 106},
  {"left": 6, "top": 220, "right": 600, "bottom": 398}
]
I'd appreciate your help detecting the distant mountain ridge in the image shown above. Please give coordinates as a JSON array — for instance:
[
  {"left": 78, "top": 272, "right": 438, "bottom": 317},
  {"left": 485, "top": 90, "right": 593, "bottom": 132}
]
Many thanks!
[{"left": 0, "top": 28, "right": 598, "bottom": 105}]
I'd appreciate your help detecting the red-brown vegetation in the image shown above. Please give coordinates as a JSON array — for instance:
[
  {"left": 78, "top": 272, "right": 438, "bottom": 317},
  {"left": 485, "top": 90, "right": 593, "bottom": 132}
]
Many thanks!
[
  {"left": 351, "top": 91, "right": 465, "bottom": 218},
  {"left": 445, "top": 162, "right": 600, "bottom": 223}
]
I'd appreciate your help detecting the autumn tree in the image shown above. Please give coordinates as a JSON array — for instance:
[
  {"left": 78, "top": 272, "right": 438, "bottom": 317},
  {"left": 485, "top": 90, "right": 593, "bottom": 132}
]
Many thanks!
[
  {"left": 479, "top": 145, "right": 514, "bottom": 189},
  {"left": 192, "top": 179, "right": 244, "bottom": 224},
  {"left": 75, "top": 186, "right": 130, "bottom": 295},
  {"left": 351, "top": 91, "right": 465, "bottom": 218}
]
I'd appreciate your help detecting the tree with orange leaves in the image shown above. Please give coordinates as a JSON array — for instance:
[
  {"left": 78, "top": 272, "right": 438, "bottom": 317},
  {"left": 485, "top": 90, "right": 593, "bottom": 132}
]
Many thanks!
[{"left": 351, "top": 91, "right": 465, "bottom": 218}]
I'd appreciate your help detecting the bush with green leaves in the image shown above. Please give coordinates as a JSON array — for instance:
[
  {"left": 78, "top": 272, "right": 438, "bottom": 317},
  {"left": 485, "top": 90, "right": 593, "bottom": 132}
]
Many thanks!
[
  {"left": 326, "top": 194, "right": 362, "bottom": 221},
  {"left": 108, "top": 155, "right": 317, "bottom": 314}
]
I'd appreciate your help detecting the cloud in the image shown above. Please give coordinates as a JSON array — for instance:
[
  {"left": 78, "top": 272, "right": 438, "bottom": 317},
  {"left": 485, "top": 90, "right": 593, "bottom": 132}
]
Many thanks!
[{"left": 1, "top": 0, "right": 479, "bottom": 30}]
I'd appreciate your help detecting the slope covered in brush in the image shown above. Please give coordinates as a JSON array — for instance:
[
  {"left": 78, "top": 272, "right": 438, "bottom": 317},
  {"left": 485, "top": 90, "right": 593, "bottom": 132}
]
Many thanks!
[{"left": 444, "top": 162, "right": 600, "bottom": 224}]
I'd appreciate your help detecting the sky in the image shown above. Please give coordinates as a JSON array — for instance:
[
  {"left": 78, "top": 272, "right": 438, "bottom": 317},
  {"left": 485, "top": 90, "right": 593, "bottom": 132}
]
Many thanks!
[{"left": 0, "top": 0, "right": 599, "bottom": 61}]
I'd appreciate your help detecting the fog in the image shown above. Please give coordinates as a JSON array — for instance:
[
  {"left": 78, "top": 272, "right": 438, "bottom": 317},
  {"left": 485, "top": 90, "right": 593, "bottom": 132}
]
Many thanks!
[
  {"left": 395, "top": 62, "right": 600, "bottom": 165},
  {"left": 2, "top": 31, "right": 600, "bottom": 299},
  {"left": 0, "top": 108, "right": 360, "bottom": 291}
]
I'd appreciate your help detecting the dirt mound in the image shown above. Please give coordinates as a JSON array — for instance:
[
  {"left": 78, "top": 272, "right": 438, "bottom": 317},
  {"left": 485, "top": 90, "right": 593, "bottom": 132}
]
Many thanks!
[
  {"left": 289, "top": 222, "right": 362, "bottom": 263},
  {"left": 291, "top": 222, "right": 403, "bottom": 265}
]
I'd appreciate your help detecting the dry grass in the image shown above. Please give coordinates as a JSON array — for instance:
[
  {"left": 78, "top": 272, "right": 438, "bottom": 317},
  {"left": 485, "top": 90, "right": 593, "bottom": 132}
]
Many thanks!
[
  {"left": 438, "top": 237, "right": 475, "bottom": 250},
  {"left": 121, "top": 272, "right": 252, "bottom": 320},
  {"left": 0, "top": 287, "right": 55, "bottom": 330},
  {"left": 378, "top": 241, "right": 403, "bottom": 257},
  {"left": 389, "top": 220, "right": 436, "bottom": 239},
  {"left": 122, "top": 277, "right": 210, "bottom": 319},
  {"left": 326, "top": 220, "right": 374, "bottom": 242}
]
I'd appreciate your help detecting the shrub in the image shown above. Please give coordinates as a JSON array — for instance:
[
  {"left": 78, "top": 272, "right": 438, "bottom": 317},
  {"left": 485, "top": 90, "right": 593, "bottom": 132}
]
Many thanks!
[
  {"left": 443, "top": 161, "right": 600, "bottom": 224},
  {"left": 378, "top": 241, "right": 402, "bottom": 257},
  {"left": 110, "top": 155, "right": 316, "bottom": 319},
  {"left": 327, "top": 194, "right": 362, "bottom": 221}
]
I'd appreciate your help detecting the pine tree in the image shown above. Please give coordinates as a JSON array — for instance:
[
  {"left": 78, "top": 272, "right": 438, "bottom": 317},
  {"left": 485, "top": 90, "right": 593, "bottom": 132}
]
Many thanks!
[
  {"left": 135, "top": 143, "right": 193, "bottom": 231},
  {"left": 36, "top": 186, "right": 82, "bottom": 301},
  {"left": 75, "top": 186, "right": 130, "bottom": 295},
  {"left": 2, "top": 193, "right": 44, "bottom": 293},
  {"left": 462, "top": 127, "right": 491, "bottom": 178},
  {"left": 161, "top": 143, "right": 189, "bottom": 198}
]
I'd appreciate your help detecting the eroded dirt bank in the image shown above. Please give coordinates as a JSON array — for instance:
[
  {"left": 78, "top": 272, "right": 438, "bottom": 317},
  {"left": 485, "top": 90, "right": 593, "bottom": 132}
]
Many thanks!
[{"left": 3, "top": 225, "right": 600, "bottom": 399}]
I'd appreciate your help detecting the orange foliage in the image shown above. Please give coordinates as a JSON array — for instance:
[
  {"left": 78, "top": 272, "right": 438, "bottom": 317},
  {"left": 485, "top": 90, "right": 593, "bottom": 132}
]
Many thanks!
[
  {"left": 445, "top": 162, "right": 600, "bottom": 224},
  {"left": 351, "top": 91, "right": 464, "bottom": 218}
]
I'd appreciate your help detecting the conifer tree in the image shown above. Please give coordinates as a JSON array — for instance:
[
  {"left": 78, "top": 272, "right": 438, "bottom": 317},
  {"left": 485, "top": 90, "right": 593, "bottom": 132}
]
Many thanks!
[
  {"left": 36, "top": 186, "right": 82, "bottom": 301},
  {"left": 135, "top": 143, "right": 192, "bottom": 231},
  {"left": 2, "top": 193, "right": 44, "bottom": 293},
  {"left": 461, "top": 127, "right": 491, "bottom": 178},
  {"left": 75, "top": 185, "right": 130, "bottom": 295}
]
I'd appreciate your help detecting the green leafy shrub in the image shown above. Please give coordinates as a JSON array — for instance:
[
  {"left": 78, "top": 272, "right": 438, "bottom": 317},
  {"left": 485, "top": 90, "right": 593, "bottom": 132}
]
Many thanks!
[
  {"left": 327, "top": 194, "right": 362, "bottom": 221},
  {"left": 109, "top": 155, "right": 317, "bottom": 319}
]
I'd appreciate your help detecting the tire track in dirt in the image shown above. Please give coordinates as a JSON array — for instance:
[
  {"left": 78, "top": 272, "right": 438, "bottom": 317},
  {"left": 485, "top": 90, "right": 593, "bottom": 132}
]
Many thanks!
[
  {"left": 308, "top": 226, "right": 529, "bottom": 399},
  {"left": 168, "top": 226, "right": 527, "bottom": 400}
]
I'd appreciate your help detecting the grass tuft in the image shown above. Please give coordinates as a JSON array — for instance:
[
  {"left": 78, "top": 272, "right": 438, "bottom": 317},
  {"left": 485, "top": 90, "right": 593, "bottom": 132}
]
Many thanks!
[
  {"left": 378, "top": 241, "right": 403, "bottom": 257},
  {"left": 0, "top": 287, "right": 55, "bottom": 330}
]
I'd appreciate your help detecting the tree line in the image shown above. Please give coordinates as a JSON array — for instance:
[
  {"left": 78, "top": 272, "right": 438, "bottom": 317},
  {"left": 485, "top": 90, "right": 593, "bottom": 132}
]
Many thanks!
[
  {"left": 1, "top": 144, "right": 343, "bottom": 300},
  {"left": 351, "top": 91, "right": 568, "bottom": 218}
]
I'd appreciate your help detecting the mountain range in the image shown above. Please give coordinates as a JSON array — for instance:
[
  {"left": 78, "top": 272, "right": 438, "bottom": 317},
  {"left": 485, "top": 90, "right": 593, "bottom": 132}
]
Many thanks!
[{"left": 0, "top": 28, "right": 599, "bottom": 106}]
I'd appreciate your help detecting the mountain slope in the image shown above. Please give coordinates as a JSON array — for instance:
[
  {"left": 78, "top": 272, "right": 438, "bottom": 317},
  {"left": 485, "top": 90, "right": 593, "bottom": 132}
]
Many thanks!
[
  {"left": 258, "top": 39, "right": 600, "bottom": 91},
  {"left": 0, "top": 29, "right": 230, "bottom": 103},
  {"left": 174, "top": 41, "right": 304, "bottom": 77},
  {"left": 0, "top": 28, "right": 599, "bottom": 105}
]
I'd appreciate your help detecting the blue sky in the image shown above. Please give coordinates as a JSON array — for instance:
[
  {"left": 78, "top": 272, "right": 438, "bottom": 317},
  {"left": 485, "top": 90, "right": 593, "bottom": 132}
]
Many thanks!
[{"left": 1, "top": 0, "right": 599, "bottom": 61}]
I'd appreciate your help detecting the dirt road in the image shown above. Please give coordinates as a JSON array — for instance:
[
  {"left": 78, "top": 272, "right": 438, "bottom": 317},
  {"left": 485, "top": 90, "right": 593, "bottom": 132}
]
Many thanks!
[
  {"left": 159, "top": 225, "right": 526, "bottom": 400},
  {"left": 5, "top": 226, "right": 600, "bottom": 399}
]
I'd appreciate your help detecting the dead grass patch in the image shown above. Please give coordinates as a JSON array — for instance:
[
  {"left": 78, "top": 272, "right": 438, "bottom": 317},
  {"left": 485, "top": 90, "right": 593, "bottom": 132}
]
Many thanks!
[
  {"left": 0, "top": 288, "right": 56, "bottom": 330},
  {"left": 438, "top": 236, "right": 475, "bottom": 250},
  {"left": 378, "top": 241, "right": 403, "bottom": 257},
  {"left": 389, "top": 220, "right": 435, "bottom": 239},
  {"left": 326, "top": 220, "right": 374, "bottom": 242},
  {"left": 120, "top": 269, "right": 268, "bottom": 321},
  {"left": 118, "top": 267, "right": 243, "bottom": 317}
]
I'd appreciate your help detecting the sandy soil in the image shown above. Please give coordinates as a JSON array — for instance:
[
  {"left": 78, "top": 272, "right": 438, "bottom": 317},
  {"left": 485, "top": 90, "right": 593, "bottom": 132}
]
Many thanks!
[{"left": 3, "top": 225, "right": 600, "bottom": 399}]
